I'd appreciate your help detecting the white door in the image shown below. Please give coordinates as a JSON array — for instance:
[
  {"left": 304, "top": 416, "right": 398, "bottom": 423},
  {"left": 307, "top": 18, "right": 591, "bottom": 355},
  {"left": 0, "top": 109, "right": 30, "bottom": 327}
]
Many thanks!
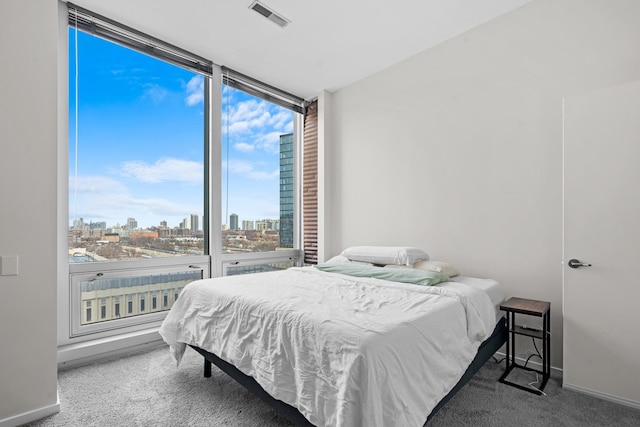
[{"left": 563, "top": 80, "right": 640, "bottom": 406}]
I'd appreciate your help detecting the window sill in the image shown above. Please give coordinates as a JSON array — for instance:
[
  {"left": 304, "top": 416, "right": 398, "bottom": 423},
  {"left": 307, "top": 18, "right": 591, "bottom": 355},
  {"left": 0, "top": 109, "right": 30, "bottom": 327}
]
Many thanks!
[{"left": 57, "top": 327, "right": 165, "bottom": 370}]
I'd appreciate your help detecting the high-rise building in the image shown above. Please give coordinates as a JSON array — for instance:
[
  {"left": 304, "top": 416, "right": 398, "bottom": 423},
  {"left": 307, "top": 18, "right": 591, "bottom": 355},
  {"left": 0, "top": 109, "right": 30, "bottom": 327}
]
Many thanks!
[
  {"left": 190, "top": 214, "right": 199, "bottom": 232},
  {"left": 242, "top": 220, "right": 254, "bottom": 231},
  {"left": 279, "top": 133, "right": 294, "bottom": 248},
  {"left": 256, "top": 219, "right": 279, "bottom": 231},
  {"left": 90, "top": 221, "right": 106, "bottom": 230},
  {"left": 230, "top": 213, "right": 238, "bottom": 231},
  {"left": 127, "top": 217, "right": 137, "bottom": 230},
  {"left": 73, "top": 218, "right": 84, "bottom": 230}
]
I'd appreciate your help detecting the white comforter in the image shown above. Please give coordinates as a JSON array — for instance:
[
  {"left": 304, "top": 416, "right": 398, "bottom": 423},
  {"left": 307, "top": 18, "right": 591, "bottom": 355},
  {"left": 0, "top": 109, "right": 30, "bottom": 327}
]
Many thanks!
[{"left": 159, "top": 267, "right": 496, "bottom": 427}]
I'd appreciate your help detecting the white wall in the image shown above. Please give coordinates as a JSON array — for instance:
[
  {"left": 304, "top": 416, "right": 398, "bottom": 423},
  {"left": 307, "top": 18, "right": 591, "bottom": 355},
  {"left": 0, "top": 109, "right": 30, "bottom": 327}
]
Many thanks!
[
  {"left": 326, "top": 0, "right": 640, "bottom": 367},
  {"left": 0, "top": 0, "right": 60, "bottom": 423}
]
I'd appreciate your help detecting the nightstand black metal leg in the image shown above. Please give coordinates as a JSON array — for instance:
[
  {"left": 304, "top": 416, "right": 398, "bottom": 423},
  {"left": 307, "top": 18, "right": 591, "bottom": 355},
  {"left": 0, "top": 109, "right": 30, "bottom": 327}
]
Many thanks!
[{"left": 498, "top": 297, "right": 551, "bottom": 395}]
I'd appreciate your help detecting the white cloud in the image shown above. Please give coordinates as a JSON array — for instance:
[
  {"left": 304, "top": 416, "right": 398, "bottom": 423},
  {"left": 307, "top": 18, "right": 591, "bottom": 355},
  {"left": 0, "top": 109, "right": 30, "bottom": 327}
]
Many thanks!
[
  {"left": 228, "top": 121, "right": 250, "bottom": 133},
  {"left": 70, "top": 175, "right": 128, "bottom": 194},
  {"left": 123, "top": 196, "right": 195, "bottom": 216},
  {"left": 120, "top": 158, "right": 202, "bottom": 184},
  {"left": 73, "top": 192, "right": 198, "bottom": 225},
  {"left": 142, "top": 84, "right": 168, "bottom": 104},
  {"left": 226, "top": 160, "right": 279, "bottom": 180},
  {"left": 254, "top": 132, "right": 285, "bottom": 154},
  {"left": 225, "top": 160, "right": 250, "bottom": 174},
  {"left": 223, "top": 99, "right": 288, "bottom": 136},
  {"left": 221, "top": 98, "right": 294, "bottom": 158},
  {"left": 185, "top": 75, "right": 204, "bottom": 106},
  {"left": 228, "top": 99, "right": 266, "bottom": 123},
  {"left": 69, "top": 174, "right": 201, "bottom": 227},
  {"left": 269, "top": 110, "right": 291, "bottom": 129},
  {"left": 234, "top": 142, "right": 254, "bottom": 152}
]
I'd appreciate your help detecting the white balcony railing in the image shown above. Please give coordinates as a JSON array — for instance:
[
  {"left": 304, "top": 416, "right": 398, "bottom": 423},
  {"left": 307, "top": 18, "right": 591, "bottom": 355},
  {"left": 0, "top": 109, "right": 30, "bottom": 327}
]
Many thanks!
[{"left": 69, "top": 256, "right": 209, "bottom": 340}]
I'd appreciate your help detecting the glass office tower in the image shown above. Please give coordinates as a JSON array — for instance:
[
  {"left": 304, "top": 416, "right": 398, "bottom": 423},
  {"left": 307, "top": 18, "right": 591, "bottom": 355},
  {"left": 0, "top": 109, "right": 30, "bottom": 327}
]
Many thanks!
[{"left": 279, "top": 133, "right": 294, "bottom": 248}]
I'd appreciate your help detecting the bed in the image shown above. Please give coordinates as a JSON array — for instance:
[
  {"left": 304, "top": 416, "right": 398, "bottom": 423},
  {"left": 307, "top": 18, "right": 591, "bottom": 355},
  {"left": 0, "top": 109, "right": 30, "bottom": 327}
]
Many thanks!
[{"left": 159, "top": 248, "right": 505, "bottom": 426}]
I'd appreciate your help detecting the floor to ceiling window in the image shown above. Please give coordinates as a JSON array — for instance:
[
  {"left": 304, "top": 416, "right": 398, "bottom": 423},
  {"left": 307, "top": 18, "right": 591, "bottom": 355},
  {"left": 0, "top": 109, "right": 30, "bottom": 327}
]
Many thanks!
[
  {"left": 62, "top": 4, "right": 306, "bottom": 347},
  {"left": 64, "top": 5, "right": 211, "bottom": 342},
  {"left": 219, "top": 69, "right": 304, "bottom": 275}
]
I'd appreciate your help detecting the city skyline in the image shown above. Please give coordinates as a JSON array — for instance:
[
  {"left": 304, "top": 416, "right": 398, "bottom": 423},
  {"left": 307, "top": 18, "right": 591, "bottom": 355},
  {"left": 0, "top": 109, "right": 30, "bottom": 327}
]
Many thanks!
[
  {"left": 70, "top": 212, "right": 283, "bottom": 232},
  {"left": 69, "top": 28, "right": 294, "bottom": 230}
]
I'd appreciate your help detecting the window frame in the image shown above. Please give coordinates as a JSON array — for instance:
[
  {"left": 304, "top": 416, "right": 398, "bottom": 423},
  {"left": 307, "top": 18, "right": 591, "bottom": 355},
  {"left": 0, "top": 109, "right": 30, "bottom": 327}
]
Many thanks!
[
  {"left": 220, "top": 250, "right": 301, "bottom": 276},
  {"left": 59, "top": 3, "right": 307, "bottom": 352},
  {"left": 217, "top": 78, "right": 304, "bottom": 274},
  {"left": 63, "top": 5, "right": 214, "bottom": 345}
]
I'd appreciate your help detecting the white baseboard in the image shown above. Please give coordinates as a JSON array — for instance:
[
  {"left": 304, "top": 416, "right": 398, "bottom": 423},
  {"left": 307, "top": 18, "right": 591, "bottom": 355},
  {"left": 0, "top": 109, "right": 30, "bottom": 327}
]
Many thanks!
[
  {"left": 2, "top": 331, "right": 166, "bottom": 427},
  {"left": 57, "top": 327, "right": 166, "bottom": 370},
  {"left": 496, "top": 351, "right": 640, "bottom": 410},
  {"left": 563, "top": 382, "right": 640, "bottom": 411},
  {"left": 0, "top": 393, "right": 60, "bottom": 427}
]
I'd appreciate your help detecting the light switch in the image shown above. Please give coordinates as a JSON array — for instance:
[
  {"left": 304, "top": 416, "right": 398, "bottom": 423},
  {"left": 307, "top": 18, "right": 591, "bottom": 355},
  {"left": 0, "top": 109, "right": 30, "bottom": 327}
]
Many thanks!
[{"left": 1, "top": 255, "right": 19, "bottom": 276}]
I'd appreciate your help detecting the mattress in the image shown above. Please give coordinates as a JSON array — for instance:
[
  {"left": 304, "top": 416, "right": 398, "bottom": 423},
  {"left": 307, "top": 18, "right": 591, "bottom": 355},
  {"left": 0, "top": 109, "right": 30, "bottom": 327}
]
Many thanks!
[
  {"left": 160, "top": 266, "right": 500, "bottom": 427},
  {"left": 448, "top": 276, "right": 504, "bottom": 321}
]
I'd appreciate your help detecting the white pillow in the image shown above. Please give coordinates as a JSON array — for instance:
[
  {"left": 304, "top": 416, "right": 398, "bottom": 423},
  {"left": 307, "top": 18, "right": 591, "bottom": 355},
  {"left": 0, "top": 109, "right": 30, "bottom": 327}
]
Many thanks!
[
  {"left": 341, "top": 246, "right": 429, "bottom": 266},
  {"left": 412, "top": 260, "right": 460, "bottom": 277},
  {"left": 384, "top": 260, "right": 460, "bottom": 277},
  {"left": 324, "top": 255, "right": 373, "bottom": 266},
  {"left": 325, "top": 255, "right": 351, "bottom": 263}
]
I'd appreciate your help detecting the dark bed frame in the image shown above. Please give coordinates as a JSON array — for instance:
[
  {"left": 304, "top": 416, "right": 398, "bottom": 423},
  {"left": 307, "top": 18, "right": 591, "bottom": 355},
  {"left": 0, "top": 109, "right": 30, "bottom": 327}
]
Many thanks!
[{"left": 190, "top": 317, "right": 506, "bottom": 426}]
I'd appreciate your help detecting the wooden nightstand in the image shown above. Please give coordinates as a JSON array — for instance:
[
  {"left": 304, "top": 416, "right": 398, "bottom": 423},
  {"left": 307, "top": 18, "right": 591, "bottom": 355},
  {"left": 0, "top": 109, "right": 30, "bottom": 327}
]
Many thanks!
[{"left": 499, "top": 297, "right": 550, "bottom": 395}]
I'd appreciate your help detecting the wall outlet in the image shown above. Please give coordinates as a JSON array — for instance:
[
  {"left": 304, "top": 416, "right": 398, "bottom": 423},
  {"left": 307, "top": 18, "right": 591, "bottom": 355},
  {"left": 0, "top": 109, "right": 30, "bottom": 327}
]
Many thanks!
[{"left": 0, "top": 255, "right": 19, "bottom": 276}]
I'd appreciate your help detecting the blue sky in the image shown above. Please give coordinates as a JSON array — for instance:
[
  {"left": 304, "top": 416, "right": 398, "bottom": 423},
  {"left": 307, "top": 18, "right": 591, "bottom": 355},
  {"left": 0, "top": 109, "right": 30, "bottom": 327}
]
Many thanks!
[{"left": 69, "top": 29, "right": 293, "bottom": 230}]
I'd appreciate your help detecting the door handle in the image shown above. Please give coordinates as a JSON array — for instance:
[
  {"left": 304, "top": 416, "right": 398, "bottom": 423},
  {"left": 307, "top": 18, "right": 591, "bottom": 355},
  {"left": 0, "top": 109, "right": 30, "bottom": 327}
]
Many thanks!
[{"left": 568, "top": 259, "right": 592, "bottom": 268}]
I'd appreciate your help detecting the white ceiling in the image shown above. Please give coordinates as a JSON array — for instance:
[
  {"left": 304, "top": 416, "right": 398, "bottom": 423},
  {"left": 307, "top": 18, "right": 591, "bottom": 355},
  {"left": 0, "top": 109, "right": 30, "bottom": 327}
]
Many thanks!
[{"left": 66, "top": 0, "right": 531, "bottom": 100}]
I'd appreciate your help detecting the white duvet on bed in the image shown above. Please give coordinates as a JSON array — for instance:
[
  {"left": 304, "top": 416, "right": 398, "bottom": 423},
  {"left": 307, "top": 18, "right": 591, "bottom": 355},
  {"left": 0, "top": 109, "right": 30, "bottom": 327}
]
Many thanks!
[{"left": 159, "top": 266, "right": 496, "bottom": 427}]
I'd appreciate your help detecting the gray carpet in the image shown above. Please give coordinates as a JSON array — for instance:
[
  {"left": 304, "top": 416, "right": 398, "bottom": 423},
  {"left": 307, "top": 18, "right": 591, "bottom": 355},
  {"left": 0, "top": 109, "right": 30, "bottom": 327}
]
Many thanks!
[{"left": 25, "top": 346, "right": 640, "bottom": 426}]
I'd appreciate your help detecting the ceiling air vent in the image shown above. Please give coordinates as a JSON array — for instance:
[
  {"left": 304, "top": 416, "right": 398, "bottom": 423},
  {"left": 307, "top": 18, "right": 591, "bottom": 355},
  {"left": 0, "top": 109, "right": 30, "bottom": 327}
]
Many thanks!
[{"left": 249, "top": 1, "right": 290, "bottom": 28}]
